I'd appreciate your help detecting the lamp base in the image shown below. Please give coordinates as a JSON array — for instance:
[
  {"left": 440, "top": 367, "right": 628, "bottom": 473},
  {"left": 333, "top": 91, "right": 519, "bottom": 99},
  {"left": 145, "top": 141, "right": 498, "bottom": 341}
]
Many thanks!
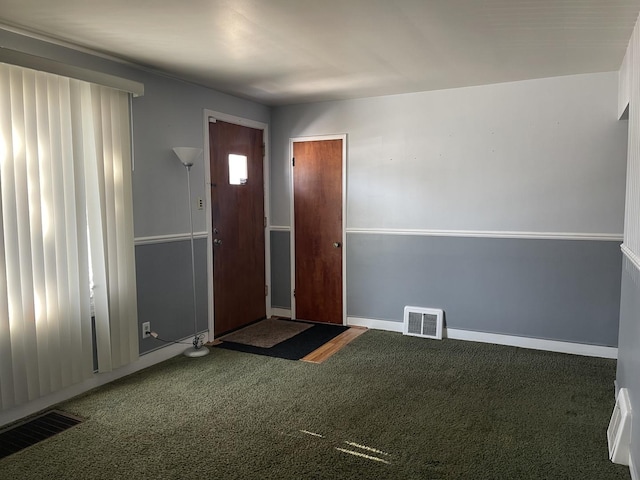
[{"left": 183, "top": 346, "right": 210, "bottom": 358}]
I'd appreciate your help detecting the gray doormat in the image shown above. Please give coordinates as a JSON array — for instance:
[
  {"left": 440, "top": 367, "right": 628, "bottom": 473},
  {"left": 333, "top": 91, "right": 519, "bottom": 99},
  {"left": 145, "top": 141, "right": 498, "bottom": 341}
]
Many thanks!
[{"left": 219, "top": 318, "right": 313, "bottom": 348}]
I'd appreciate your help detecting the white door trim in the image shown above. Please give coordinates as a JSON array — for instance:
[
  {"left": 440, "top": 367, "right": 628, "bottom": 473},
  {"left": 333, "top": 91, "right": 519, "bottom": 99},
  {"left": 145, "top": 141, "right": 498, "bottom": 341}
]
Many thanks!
[
  {"left": 203, "top": 110, "right": 271, "bottom": 338},
  {"left": 289, "top": 134, "right": 347, "bottom": 325}
]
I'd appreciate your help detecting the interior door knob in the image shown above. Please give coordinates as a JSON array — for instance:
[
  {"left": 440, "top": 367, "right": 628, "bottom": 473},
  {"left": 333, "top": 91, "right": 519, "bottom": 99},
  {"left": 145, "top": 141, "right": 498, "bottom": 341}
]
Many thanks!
[
  {"left": 214, "top": 238, "right": 222, "bottom": 246},
  {"left": 333, "top": 242, "right": 342, "bottom": 248}
]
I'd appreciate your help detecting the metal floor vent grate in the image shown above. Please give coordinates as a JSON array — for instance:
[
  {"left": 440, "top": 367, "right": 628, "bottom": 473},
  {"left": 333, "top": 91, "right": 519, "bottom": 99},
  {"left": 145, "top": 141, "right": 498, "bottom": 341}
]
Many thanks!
[
  {"left": 0, "top": 410, "right": 83, "bottom": 459},
  {"left": 403, "top": 306, "right": 443, "bottom": 340}
]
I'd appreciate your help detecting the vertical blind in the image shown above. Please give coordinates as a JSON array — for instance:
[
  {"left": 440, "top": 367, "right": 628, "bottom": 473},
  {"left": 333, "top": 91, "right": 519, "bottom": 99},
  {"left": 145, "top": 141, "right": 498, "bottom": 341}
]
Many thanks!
[
  {"left": 624, "top": 21, "right": 640, "bottom": 261},
  {"left": 619, "top": 17, "right": 640, "bottom": 269},
  {"left": 0, "top": 63, "right": 138, "bottom": 411}
]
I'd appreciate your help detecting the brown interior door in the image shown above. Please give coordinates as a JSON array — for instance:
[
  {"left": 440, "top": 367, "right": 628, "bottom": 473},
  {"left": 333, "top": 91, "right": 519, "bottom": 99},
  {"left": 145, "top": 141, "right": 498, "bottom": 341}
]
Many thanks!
[
  {"left": 293, "top": 139, "right": 343, "bottom": 324},
  {"left": 210, "top": 120, "right": 266, "bottom": 336}
]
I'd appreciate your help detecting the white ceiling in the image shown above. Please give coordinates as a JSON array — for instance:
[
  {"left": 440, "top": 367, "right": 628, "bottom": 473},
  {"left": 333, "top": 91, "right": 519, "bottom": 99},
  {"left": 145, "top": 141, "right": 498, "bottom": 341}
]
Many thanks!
[{"left": 0, "top": 0, "right": 639, "bottom": 106}]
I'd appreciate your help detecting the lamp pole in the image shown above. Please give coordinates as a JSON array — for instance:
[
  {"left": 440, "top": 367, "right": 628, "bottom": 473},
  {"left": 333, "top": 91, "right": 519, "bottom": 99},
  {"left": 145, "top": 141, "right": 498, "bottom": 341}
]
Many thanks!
[{"left": 173, "top": 147, "right": 209, "bottom": 358}]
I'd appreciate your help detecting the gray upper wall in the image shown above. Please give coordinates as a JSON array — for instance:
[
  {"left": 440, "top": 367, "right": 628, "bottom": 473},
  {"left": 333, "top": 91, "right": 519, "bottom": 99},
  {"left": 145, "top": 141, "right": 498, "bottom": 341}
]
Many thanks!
[
  {"left": 271, "top": 72, "right": 627, "bottom": 234},
  {"left": 0, "top": 28, "right": 270, "bottom": 238}
]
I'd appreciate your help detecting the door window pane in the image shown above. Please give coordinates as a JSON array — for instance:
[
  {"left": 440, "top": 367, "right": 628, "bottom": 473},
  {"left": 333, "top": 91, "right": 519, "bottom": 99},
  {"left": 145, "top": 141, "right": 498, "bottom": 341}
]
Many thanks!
[{"left": 229, "top": 154, "right": 248, "bottom": 185}]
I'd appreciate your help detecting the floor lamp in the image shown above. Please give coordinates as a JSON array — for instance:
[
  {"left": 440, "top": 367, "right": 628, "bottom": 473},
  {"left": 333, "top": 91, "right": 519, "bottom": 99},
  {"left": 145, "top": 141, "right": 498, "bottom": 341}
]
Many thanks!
[{"left": 173, "top": 147, "right": 209, "bottom": 358}]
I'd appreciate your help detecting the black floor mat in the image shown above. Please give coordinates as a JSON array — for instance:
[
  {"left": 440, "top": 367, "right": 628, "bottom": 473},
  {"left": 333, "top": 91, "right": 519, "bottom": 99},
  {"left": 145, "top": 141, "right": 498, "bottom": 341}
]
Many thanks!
[{"left": 214, "top": 320, "right": 349, "bottom": 360}]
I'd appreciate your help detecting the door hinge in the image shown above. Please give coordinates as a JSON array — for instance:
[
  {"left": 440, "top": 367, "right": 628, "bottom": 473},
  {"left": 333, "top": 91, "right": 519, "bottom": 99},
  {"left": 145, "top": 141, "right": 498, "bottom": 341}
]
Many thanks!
[
  {"left": 262, "top": 143, "right": 266, "bottom": 158},
  {"left": 264, "top": 216, "right": 267, "bottom": 228},
  {"left": 265, "top": 285, "right": 269, "bottom": 296},
  {"left": 292, "top": 157, "right": 295, "bottom": 167},
  {"left": 293, "top": 289, "right": 296, "bottom": 297}
]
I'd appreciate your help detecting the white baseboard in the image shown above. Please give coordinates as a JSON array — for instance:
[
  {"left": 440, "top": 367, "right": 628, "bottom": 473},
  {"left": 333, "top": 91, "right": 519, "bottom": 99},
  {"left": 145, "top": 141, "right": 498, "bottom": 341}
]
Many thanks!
[
  {"left": 271, "top": 308, "right": 292, "bottom": 318},
  {"left": 346, "top": 317, "right": 617, "bottom": 359},
  {"left": 347, "top": 317, "right": 404, "bottom": 333},
  {"left": 446, "top": 329, "right": 618, "bottom": 359},
  {"left": 0, "top": 332, "right": 209, "bottom": 428}
]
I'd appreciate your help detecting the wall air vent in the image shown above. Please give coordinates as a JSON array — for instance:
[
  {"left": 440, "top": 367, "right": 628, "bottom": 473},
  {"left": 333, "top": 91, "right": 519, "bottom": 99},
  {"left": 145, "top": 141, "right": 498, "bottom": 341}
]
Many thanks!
[
  {"left": 403, "top": 306, "right": 443, "bottom": 340},
  {"left": 607, "top": 387, "right": 631, "bottom": 466}
]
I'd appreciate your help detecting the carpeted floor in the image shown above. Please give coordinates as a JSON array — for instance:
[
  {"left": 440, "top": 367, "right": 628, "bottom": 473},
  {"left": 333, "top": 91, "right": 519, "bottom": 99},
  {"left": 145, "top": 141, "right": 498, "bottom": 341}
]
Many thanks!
[{"left": 0, "top": 330, "right": 630, "bottom": 480}]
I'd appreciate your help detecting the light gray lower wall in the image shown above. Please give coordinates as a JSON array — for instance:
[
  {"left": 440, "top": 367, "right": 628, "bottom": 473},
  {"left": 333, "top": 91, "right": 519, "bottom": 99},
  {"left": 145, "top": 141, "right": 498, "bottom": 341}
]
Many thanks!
[
  {"left": 346, "top": 234, "right": 622, "bottom": 346},
  {"left": 617, "top": 257, "right": 640, "bottom": 466},
  {"left": 270, "top": 230, "right": 291, "bottom": 309},
  {"left": 135, "top": 239, "right": 208, "bottom": 354}
]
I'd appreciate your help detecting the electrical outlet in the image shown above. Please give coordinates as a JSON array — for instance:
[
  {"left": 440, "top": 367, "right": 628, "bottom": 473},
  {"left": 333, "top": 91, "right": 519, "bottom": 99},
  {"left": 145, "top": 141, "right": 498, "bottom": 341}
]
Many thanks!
[
  {"left": 142, "top": 322, "right": 151, "bottom": 338},
  {"left": 197, "top": 198, "right": 204, "bottom": 210}
]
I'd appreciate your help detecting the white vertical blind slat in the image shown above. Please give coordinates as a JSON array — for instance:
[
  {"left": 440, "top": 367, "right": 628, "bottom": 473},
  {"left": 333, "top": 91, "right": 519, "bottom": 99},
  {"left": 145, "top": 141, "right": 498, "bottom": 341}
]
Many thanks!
[
  {"left": 30, "top": 71, "right": 50, "bottom": 396},
  {"left": 626, "top": 22, "right": 640, "bottom": 257},
  {"left": 68, "top": 80, "right": 94, "bottom": 380},
  {"left": 632, "top": 26, "right": 638, "bottom": 254},
  {"left": 635, "top": 24, "right": 639, "bottom": 256},
  {"left": 636, "top": 25, "right": 640, "bottom": 255},
  {"left": 622, "top": 15, "right": 640, "bottom": 265},
  {"left": 114, "top": 92, "right": 137, "bottom": 366},
  {"left": 0, "top": 65, "right": 15, "bottom": 408},
  {"left": 44, "top": 74, "right": 64, "bottom": 393},
  {"left": 6, "top": 67, "right": 31, "bottom": 405},
  {"left": 99, "top": 87, "right": 121, "bottom": 367},
  {"left": 58, "top": 76, "right": 86, "bottom": 386},
  {"left": 85, "top": 83, "right": 112, "bottom": 374},
  {"left": 117, "top": 93, "right": 139, "bottom": 365},
  {"left": 19, "top": 70, "right": 42, "bottom": 399}
]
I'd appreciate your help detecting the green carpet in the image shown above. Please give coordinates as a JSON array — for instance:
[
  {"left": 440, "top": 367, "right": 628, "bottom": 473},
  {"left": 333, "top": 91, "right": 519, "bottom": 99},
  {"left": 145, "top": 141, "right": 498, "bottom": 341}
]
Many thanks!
[{"left": 0, "top": 330, "right": 630, "bottom": 479}]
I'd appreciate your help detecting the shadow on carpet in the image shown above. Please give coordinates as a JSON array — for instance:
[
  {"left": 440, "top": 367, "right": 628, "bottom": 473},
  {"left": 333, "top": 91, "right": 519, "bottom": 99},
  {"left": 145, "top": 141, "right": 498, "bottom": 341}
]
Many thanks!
[{"left": 214, "top": 319, "right": 348, "bottom": 360}]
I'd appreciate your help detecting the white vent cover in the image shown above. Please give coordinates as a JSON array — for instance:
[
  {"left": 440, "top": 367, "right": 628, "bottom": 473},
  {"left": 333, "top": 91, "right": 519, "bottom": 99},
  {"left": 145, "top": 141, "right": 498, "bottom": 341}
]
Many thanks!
[
  {"left": 608, "top": 387, "right": 631, "bottom": 466},
  {"left": 403, "top": 306, "right": 443, "bottom": 340}
]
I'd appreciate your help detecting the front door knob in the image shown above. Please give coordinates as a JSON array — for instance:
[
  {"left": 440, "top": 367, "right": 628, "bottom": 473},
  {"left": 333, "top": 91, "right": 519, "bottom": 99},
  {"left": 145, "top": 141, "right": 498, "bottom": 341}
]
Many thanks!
[
  {"left": 214, "top": 238, "right": 222, "bottom": 246},
  {"left": 333, "top": 242, "right": 342, "bottom": 248}
]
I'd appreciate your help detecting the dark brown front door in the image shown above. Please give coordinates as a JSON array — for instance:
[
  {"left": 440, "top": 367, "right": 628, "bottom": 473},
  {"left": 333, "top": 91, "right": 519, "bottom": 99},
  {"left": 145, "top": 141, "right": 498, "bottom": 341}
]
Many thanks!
[
  {"left": 210, "top": 120, "right": 265, "bottom": 336},
  {"left": 293, "top": 139, "right": 343, "bottom": 324}
]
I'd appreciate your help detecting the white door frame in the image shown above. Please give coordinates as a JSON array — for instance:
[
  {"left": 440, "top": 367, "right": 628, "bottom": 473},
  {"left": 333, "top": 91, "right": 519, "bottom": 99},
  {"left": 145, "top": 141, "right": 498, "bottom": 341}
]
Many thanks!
[
  {"left": 203, "top": 110, "right": 271, "bottom": 337},
  {"left": 289, "top": 134, "right": 347, "bottom": 325}
]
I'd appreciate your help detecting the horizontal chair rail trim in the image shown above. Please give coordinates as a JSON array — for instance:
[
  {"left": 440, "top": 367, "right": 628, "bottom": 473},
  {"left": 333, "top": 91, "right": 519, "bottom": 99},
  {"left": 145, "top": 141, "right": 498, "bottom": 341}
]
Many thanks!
[
  {"left": 134, "top": 232, "right": 208, "bottom": 246},
  {"left": 346, "top": 317, "right": 618, "bottom": 359},
  {"left": 269, "top": 226, "right": 292, "bottom": 232},
  {"left": 346, "top": 228, "right": 623, "bottom": 242}
]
